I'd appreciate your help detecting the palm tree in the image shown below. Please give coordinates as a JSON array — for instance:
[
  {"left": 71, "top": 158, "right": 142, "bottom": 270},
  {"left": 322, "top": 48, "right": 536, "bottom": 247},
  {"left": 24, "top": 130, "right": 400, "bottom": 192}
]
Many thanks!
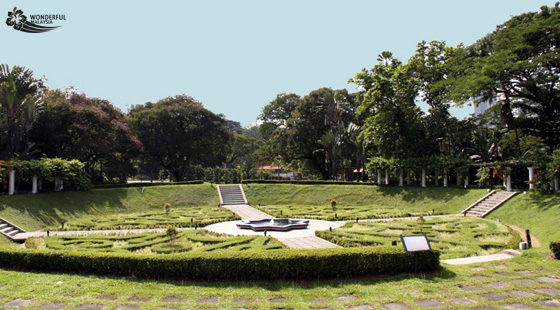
[{"left": 0, "top": 64, "right": 44, "bottom": 159}]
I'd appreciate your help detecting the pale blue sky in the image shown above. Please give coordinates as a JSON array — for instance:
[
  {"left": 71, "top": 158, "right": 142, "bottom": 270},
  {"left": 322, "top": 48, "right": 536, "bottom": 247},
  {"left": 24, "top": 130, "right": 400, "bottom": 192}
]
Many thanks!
[{"left": 3, "top": 1, "right": 556, "bottom": 126}]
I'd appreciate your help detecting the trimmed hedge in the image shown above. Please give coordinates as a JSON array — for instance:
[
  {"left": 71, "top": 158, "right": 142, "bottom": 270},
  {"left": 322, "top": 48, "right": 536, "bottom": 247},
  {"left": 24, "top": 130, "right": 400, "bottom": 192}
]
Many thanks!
[
  {"left": 92, "top": 180, "right": 204, "bottom": 189},
  {"left": 0, "top": 246, "right": 439, "bottom": 281},
  {"left": 242, "top": 179, "right": 377, "bottom": 186},
  {"left": 551, "top": 241, "right": 560, "bottom": 259}
]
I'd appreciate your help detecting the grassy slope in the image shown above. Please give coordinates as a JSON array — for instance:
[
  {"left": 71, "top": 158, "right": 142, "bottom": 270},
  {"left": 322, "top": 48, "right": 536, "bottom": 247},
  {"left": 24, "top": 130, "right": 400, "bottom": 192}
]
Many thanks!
[
  {"left": 487, "top": 192, "right": 560, "bottom": 247},
  {"left": 0, "top": 184, "right": 219, "bottom": 231},
  {"left": 244, "top": 183, "right": 488, "bottom": 216}
]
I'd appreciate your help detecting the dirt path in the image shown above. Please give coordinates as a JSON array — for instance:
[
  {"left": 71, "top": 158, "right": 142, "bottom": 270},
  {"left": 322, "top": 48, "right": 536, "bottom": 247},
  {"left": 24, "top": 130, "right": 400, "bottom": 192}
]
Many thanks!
[{"left": 508, "top": 224, "right": 541, "bottom": 248}]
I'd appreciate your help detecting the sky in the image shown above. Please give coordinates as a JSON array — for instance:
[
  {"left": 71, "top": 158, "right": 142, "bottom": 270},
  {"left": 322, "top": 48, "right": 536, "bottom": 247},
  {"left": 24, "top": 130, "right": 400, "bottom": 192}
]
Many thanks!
[{"left": 2, "top": 1, "right": 557, "bottom": 126}]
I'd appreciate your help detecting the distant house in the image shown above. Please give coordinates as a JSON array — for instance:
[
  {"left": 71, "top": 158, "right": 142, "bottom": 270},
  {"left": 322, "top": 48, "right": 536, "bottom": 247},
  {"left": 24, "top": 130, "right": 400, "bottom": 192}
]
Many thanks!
[{"left": 257, "top": 163, "right": 295, "bottom": 180}]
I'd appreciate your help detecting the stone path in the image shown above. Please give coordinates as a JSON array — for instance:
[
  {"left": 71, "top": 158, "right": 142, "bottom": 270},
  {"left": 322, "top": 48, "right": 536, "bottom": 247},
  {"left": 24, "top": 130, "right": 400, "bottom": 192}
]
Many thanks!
[
  {"left": 442, "top": 249, "right": 522, "bottom": 265},
  {"left": 205, "top": 218, "right": 343, "bottom": 249},
  {"left": 221, "top": 204, "right": 274, "bottom": 220},
  {"left": 2, "top": 267, "right": 559, "bottom": 309}
]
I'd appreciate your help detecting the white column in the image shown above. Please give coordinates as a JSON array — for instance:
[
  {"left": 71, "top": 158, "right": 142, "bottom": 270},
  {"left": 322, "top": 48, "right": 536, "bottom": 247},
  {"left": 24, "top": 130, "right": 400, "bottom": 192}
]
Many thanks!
[
  {"left": 434, "top": 170, "right": 439, "bottom": 186},
  {"left": 398, "top": 171, "right": 404, "bottom": 187},
  {"left": 406, "top": 170, "right": 411, "bottom": 185},
  {"left": 8, "top": 170, "right": 15, "bottom": 195},
  {"left": 506, "top": 167, "right": 512, "bottom": 191},
  {"left": 464, "top": 176, "right": 469, "bottom": 188},
  {"left": 385, "top": 170, "right": 390, "bottom": 185},
  {"left": 527, "top": 167, "right": 535, "bottom": 190},
  {"left": 377, "top": 169, "right": 382, "bottom": 185},
  {"left": 554, "top": 176, "right": 559, "bottom": 191},
  {"left": 32, "top": 175, "right": 38, "bottom": 194},
  {"left": 443, "top": 169, "right": 448, "bottom": 187},
  {"left": 421, "top": 169, "right": 427, "bottom": 188}
]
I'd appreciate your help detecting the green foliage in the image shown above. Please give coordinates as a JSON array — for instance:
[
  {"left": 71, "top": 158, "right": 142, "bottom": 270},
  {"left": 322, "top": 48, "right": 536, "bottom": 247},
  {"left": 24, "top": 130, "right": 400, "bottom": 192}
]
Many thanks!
[
  {"left": 0, "top": 64, "right": 44, "bottom": 159},
  {"left": 0, "top": 158, "right": 91, "bottom": 191},
  {"left": 551, "top": 240, "right": 560, "bottom": 259},
  {"left": 128, "top": 95, "right": 231, "bottom": 182},
  {"left": 317, "top": 217, "right": 520, "bottom": 259},
  {"left": 165, "top": 226, "right": 178, "bottom": 241},
  {"left": 31, "top": 90, "right": 141, "bottom": 184},
  {"left": 0, "top": 245, "right": 439, "bottom": 280},
  {"left": 0, "top": 184, "right": 220, "bottom": 231},
  {"left": 42, "top": 230, "right": 283, "bottom": 254},
  {"left": 487, "top": 191, "right": 560, "bottom": 246}
]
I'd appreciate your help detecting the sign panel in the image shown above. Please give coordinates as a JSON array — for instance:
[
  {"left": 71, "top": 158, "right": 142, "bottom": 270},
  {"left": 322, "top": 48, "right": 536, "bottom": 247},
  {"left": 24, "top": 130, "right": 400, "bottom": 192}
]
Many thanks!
[{"left": 400, "top": 234, "right": 432, "bottom": 253}]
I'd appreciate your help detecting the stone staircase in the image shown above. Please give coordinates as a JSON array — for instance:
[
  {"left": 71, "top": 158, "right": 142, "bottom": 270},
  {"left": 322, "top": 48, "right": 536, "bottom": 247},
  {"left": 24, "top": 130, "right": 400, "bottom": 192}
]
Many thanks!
[
  {"left": 217, "top": 184, "right": 248, "bottom": 205},
  {"left": 0, "top": 217, "right": 26, "bottom": 242},
  {"left": 462, "top": 190, "right": 519, "bottom": 218}
]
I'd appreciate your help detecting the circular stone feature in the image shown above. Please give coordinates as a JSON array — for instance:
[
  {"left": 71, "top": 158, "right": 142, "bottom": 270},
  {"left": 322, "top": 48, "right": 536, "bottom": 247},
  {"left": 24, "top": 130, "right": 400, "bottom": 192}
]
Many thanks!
[{"left": 236, "top": 218, "right": 309, "bottom": 231}]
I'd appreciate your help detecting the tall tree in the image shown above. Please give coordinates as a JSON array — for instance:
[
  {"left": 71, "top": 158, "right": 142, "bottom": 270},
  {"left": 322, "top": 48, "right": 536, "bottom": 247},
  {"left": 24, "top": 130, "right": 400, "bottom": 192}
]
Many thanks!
[
  {"left": 0, "top": 64, "right": 44, "bottom": 159},
  {"left": 407, "top": 41, "right": 459, "bottom": 157},
  {"left": 128, "top": 95, "right": 231, "bottom": 181},
  {"left": 350, "top": 52, "right": 425, "bottom": 160},
  {"left": 31, "top": 90, "right": 141, "bottom": 183},
  {"left": 447, "top": 4, "right": 560, "bottom": 152}
]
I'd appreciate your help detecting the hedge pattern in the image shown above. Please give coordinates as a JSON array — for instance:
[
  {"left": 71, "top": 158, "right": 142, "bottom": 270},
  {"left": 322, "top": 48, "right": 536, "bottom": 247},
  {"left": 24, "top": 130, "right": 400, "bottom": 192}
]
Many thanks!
[
  {"left": 0, "top": 246, "right": 440, "bottom": 281},
  {"left": 91, "top": 180, "right": 204, "bottom": 189},
  {"left": 551, "top": 241, "right": 560, "bottom": 259},
  {"left": 242, "top": 179, "right": 377, "bottom": 186}
]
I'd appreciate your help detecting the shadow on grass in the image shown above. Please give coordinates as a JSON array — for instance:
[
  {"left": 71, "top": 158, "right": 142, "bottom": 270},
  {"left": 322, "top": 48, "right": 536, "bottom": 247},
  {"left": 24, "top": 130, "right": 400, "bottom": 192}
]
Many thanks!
[
  {"left": 0, "top": 264, "right": 457, "bottom": 293},
  {"left": 0, "top": 188, "right": 129, "bottom": 230},
  {"left": 376, "top": 186, "right": 474, "bottom": 203}
]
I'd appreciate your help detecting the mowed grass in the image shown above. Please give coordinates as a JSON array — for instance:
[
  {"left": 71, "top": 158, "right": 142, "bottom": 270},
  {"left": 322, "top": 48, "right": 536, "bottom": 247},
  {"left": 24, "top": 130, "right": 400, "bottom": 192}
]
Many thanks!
[
  {"left": 244, "top": 183, "right": 488, "bottom": 220},
  {"left": 27, "top": 229, "right": 284, "bottom": 254},
  {"left": 487, "top": 192, "right": 560, "bottom": 247},
  {"left": 317, "top": 217, "right": 521, "bottom": 259},
  {"left": 0, "top": 251, "right": 558, "bottom": 309},
  {"left": 0, "top": 184, "right": 220, "bottom": 231}
]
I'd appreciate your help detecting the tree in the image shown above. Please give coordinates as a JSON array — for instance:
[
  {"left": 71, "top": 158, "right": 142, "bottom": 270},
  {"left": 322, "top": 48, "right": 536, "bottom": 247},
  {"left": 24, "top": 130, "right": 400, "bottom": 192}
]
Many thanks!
[
  {"left": 258, "top": 89, "right": 358, "bottom": 180},
  {"left": 128, "top": 95, "right": 231, "bottom": 181},
  {"left": 0, "top": 64, "right": 44, "bottom": 159},
  {"left": 407, "top": 41, "right": 459, "bottom": 157},
  {"left": 447, "top": 4, "right": 560, "bottom": 152},
  {"left": 350, "top": 52, "right": 425, "bottom": 160},
  {"left": 31, "top": 90, "right": 141, "bottom": 183}
]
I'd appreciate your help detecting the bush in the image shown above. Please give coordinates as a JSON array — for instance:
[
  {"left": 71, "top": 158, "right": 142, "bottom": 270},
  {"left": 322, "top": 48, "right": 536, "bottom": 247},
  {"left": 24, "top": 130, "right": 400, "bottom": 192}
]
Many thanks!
[
  {"left": 242, "top": 179, "right": 377, "bottom": 186},
  {"left": 0, "top": 246, "right": 439, "bottom": 281},
  {"left": 92, "top": 180, "right": 203, "bottom": 189},
  {"left": 551, "top": 241, "right": 560, "bottom": 259}
]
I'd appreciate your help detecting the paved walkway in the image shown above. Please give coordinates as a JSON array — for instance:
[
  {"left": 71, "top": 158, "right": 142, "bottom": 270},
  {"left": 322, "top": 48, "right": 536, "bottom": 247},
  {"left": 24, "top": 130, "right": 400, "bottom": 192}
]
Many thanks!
[
  {"left": 205, "top": 219, "right": 343, "bottom": 249},
  {"left": 14, "top": 227, "right": 195, "bottom": 241},
  {"left": 442, "top": 249, "right": 522, "bottom": 265},
  {"left": 221, "top": 204, "right": 274, "bottom": 220}
]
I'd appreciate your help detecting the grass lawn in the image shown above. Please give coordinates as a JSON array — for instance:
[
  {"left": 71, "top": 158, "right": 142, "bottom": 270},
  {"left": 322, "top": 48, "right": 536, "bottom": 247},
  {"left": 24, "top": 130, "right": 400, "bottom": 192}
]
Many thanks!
[
  {"left": 0, "top": 250, "right": 558, "bottom": 309},
  {"left": 0, "top": 184, "right": 220, "bottom": 231},
  {"left": 487, "top": 191, "right": 560, "bottom": 247},
  {"left": 28, "top": 229, "right": 284, "bottom": 254},
  {"left": 244, "top": 183, "right": 488, "bottom": 220},
  {"left": 317, "top": 216, "right": 521, "bottom": 259},
  {"left": 0, "top": 185, "right": 559, "bottom": 309}
]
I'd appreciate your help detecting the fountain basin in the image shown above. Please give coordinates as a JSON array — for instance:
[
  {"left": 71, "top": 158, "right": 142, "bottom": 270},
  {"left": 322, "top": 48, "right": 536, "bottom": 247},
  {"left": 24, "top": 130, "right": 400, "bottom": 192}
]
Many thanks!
[{"left": 236, "top": 218, "right": 309, "bottom": 231}]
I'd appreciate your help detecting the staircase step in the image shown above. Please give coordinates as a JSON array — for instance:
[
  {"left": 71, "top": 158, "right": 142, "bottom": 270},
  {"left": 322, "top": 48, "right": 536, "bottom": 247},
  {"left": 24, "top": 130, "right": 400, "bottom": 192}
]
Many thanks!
[{"left": 462, "top": 191, "right": 518, "bottom": 218}]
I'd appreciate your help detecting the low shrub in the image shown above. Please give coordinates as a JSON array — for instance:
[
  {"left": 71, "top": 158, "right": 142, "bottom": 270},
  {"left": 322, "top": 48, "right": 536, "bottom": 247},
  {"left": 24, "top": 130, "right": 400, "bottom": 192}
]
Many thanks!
[
  {"left": 0, "top": 246, "right": 439, "bottom": 281},
  {"left": 242, "top": 179, "right": 377, "bottom": 186},
  {"left": 92, "top": 180, "right": 204, "bottom": 189},
  {"left": 551, "top": 241, "right": 560, "bottom": 259}
]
